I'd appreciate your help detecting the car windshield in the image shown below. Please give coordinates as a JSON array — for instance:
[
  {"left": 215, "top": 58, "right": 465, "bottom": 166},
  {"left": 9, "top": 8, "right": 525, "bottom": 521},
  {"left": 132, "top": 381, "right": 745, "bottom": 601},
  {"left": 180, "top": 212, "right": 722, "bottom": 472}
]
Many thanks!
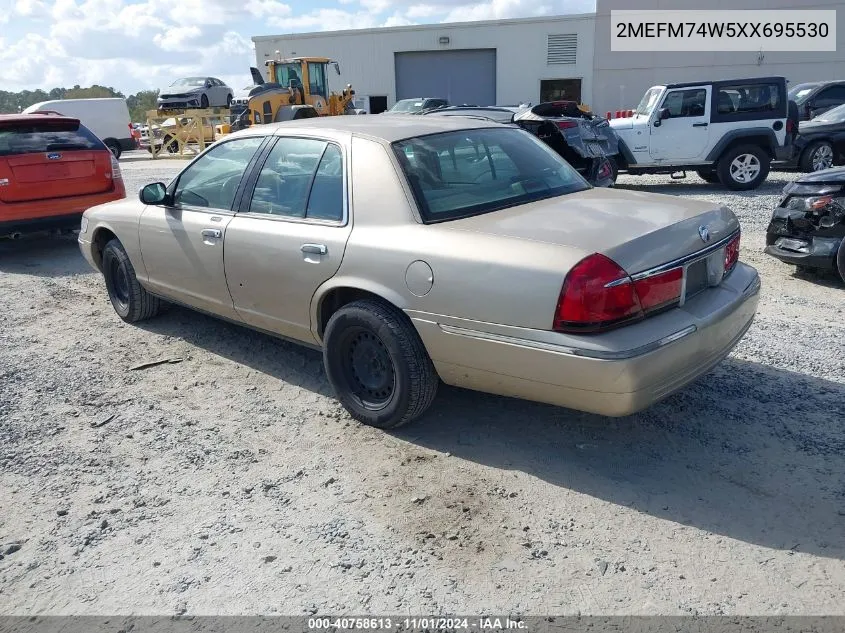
[
  {"left": 788, "top": 84, "right": 819, "bottom": 104},
  {"left": 171, "top": 77, "right": 206, "bottom": 87},
  {"left": 389, "top": 99, "right": 425, "bottom": 113},
  {"left": 636, "top": 87, "right": 663, "bottom": 116},
  {"left": 393, "top": 127, "right": 590, "bottom": 223},
  {"left": 813, "top": 103, "right": 845, "bottom": 123}
]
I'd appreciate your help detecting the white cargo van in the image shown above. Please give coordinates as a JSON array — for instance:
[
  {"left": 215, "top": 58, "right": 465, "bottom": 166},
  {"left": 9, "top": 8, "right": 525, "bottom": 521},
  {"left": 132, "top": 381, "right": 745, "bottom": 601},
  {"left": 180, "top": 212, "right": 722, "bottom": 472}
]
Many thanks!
[{"left": 22, "top": 98, "right": 136, "bottom": 159}]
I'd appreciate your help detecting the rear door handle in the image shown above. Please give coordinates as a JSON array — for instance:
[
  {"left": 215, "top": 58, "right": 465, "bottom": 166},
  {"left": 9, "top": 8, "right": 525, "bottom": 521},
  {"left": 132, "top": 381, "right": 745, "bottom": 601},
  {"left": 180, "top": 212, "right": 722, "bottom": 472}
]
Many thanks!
[
  {"left": 201, "top": 228, "right": 222, "bottom": 239},
  {"left": 301, "top": 243, "right": 327, "bottom": 255},
  {"left": 692, "top": 122, "right": 708, "bottom": 127}
]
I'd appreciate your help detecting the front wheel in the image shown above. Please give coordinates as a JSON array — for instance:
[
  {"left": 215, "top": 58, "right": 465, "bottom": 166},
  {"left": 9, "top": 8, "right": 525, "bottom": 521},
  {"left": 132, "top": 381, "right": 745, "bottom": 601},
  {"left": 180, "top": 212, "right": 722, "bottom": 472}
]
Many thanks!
[
  {"left": 322, "top": 299, "right": 439, "bottom": 429},
  {"left": 800, "top": 141, "right": 835, "bottom": 172},
  {"left": 836, "top": 238, "right": 845, "bottom": 284},
  {"left": 102, "top": 239, "right": 164, "bottom": 323},
  {"left": 717, "top": 145, "right": 770, "bottom": 190},
  {"left": 200, "top": 94, "right": 209, "bottom": 108}
]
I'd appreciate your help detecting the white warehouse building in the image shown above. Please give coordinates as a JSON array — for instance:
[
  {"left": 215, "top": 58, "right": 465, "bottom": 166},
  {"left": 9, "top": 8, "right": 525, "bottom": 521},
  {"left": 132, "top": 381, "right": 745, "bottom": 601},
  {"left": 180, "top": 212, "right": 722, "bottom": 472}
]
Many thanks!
[
  {"left": 252, "top": 14, "right": 597, "bottom": 114},
  {"left": 252, "top": 0, "right": 845, "bottom": 115}
]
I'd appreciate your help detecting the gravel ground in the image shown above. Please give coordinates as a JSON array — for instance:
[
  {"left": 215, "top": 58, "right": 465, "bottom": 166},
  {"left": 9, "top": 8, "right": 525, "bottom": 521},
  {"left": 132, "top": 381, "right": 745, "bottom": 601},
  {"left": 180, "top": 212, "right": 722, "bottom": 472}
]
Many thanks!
[{"left": 1, "top": 153, "right": 844, "bottom": 616}]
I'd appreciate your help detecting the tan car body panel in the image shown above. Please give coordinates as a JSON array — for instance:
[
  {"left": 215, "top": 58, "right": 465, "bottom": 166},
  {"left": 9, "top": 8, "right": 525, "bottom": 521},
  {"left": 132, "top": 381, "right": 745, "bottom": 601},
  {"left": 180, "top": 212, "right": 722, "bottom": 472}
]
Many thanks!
[{"left": 80, "top": 117, "right": 761, "bottom": 418}]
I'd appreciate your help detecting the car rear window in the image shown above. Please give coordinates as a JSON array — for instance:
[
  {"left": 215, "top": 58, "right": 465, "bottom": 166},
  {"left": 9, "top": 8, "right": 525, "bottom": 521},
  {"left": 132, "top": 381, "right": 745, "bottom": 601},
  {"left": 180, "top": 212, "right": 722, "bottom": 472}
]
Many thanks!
[
  {"left": 0, "top": 120, "right": 105, "bottom": 157},
  {"left": 393, "top": 127, "right": 590, "bottom": 223}
]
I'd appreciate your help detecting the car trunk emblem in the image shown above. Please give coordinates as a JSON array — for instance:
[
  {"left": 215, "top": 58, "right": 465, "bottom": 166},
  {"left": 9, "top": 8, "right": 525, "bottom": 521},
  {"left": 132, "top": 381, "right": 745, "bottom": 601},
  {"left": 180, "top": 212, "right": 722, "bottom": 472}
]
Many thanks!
[
  {"left": 47, "top": 153, "right": 62, "bottom": 160},
  {"left": 698, "top": 225, "right": 711, "bottom": 242}
]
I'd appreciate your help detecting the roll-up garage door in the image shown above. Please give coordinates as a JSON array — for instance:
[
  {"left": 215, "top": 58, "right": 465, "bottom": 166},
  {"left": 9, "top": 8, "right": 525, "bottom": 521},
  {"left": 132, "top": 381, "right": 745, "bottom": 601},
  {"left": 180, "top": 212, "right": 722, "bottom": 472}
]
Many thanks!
[{"left": 394, "top": 49, "right": 497, "bottom": 106}]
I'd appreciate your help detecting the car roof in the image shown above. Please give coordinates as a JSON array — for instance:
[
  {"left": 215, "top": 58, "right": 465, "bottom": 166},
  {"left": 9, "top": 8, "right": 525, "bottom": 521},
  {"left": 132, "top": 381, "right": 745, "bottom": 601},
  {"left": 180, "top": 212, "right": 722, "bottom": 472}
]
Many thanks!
[
  {"left": 0, "top": 112, "right": 80, "bottom": 126},
  {"left": 663, "top": 76, "right": 786, "bottom": 90},
  {"left": 231, "top": 114, "right": 506, "bottom": 143}
]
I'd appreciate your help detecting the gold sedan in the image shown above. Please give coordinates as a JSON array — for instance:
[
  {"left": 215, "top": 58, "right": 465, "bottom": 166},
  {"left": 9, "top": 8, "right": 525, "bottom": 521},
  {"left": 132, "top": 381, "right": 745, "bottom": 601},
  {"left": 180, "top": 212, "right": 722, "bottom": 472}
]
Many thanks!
[{"left": 78, "top": 116, "right": 760, "bottom": 428}]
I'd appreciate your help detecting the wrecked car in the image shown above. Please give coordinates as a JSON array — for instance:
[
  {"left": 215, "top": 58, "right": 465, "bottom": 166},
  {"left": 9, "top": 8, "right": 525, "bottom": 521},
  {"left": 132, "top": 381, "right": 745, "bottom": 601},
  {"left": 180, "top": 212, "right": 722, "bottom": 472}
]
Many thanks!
[
  {"left": 512, "top": 101, "right": 620, "bottom": 187},
  {"left": 764, "top": 166, "right": 845, "bottom": 282}
]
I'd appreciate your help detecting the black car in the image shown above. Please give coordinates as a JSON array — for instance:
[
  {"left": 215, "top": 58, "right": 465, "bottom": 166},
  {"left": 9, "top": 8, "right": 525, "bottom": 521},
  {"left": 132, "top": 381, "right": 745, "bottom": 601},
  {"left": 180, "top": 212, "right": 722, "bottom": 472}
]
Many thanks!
[
  {"left": 780, "top": 104, "right": 845, "bottom": 172},
  {"left": 788, "top": 80, "right": 845, "bottom": 121},
  {"left": 765, "top": 166, "right": 845, "bottom": 282}
]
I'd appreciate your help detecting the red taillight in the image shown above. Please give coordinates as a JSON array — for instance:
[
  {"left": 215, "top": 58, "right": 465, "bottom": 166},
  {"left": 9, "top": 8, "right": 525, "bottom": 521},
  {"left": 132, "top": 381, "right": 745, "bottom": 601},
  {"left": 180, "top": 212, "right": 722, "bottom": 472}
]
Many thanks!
[
  {"left": 596, "top": 159, "right": 612, "bottom": 181},
  {"left": 633, "top": 268, "right": 683, "bottom": 312},
  {"left": 554, "top": 254, "right": 686, "bottom": 333},
  {"left": 555, "top": 254, "right": 643, "bottom": 332},
  {"left": 725, "top": 233, "right": 740, "bottom": 272},
  {"left": 556, "top": 120, "right": 578, "bottom": 130}
]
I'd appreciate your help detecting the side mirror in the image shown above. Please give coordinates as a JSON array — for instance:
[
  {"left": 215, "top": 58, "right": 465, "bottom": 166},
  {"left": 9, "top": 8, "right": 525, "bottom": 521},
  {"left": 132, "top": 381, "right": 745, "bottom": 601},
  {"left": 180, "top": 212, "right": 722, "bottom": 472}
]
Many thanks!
[
  {"left": 139, "top": 182, "right": 167, "bottom": 205},
  {"left": 333, "top": 62, "right": 341, "bottom": 75},
  {"left": 660, "top": 107, "right": 671, "bottom": 120}
]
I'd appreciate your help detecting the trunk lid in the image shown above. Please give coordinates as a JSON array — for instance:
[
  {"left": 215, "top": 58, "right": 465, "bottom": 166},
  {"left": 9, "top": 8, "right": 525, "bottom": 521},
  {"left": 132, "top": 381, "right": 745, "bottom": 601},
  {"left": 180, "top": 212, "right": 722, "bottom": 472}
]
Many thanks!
[
  {"left": 439, "top": 187, "right": 739, "bottom": 275},
  {"left": 0, "top": 117, "right": 113, "bottom": 204}
]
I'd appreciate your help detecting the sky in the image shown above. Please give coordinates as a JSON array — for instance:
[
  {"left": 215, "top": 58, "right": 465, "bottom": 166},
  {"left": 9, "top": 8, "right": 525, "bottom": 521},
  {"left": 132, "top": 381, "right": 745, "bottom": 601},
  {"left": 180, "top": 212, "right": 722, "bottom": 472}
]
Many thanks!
[{"left": 0, "top": 0, "right": 595, "bottom": 95}]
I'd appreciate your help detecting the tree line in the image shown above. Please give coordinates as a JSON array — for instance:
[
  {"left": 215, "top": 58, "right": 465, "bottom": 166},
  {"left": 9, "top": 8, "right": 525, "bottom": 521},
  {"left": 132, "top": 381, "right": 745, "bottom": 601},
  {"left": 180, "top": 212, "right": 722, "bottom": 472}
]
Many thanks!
[{"left": 0, "top": 85, "right": 160, "bottom": 123}]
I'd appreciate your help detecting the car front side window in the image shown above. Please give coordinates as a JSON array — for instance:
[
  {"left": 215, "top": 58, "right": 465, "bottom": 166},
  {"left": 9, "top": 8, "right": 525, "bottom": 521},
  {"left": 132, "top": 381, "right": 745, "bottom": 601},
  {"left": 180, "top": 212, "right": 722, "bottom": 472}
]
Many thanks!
[
  {"left": 661, "top": 89, "right": 706, "bottom": 118},
  {"left": 172, "top": 136, "right": 264, "bottom": 210}
]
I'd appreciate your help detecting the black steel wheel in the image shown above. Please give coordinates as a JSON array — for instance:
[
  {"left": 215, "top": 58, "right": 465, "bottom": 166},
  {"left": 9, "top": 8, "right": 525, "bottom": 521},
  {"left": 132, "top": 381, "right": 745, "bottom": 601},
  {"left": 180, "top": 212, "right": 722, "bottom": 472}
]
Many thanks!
[
  {"left": 323, "top": 299, "right": 439, "bottom": 429},
  {"left": 101, "top": 238, "right": 164, "bottom": 323}
]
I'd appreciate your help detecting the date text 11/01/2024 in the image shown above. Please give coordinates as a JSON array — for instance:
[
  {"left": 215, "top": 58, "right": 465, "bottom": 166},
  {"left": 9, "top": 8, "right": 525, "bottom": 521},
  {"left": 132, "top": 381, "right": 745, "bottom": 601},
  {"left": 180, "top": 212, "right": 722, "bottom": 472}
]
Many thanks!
[{"left": 308, "top": 617, "right": 528, "bottom": 630}]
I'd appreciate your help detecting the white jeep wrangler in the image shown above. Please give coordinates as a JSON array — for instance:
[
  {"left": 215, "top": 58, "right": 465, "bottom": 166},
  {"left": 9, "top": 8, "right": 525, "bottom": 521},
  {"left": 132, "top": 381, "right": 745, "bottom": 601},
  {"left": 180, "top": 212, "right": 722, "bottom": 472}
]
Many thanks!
[{"left": 610, "top": 76, "right": 793, "bottom": 190}]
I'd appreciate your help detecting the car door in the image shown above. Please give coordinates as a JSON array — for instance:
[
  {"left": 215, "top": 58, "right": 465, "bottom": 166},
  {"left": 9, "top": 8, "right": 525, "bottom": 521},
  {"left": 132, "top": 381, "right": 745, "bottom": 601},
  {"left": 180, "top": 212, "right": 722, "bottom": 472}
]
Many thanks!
[
  {"left": 224, "top": 135, "right": 352, "bottom": 343},
  {"left": 649, "top": 86, "right": 711, "bottom": 162},
  {"left": 807, "top": 84, "right": 845, "bottom": 120},
  {"left": 138, "top": 135, "right": 266, "bottom": 319}
]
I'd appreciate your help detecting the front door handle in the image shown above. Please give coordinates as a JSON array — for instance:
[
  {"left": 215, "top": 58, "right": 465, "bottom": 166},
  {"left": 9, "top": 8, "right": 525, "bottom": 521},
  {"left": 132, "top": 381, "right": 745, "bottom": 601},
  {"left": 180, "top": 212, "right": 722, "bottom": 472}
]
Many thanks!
[
  {"left": 201, "top": 228, "right": 222, "bottom": 239},
  {"left": 692, "top": 122, "right": 708, "bottom": 127},
  {"left": 301, "top": 243, "right": 327, "bottom": 255}
]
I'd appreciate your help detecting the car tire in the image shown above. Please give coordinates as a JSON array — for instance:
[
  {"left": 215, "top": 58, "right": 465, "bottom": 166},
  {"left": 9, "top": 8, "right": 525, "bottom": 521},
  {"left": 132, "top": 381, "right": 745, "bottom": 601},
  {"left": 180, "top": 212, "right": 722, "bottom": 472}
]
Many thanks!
[
  {"left": 717, "top": 145, "right": 770, "bottom": 191},
  {"left": 322, "top": 299, "right": 439, "bottom": 429},
  {"left": 799, "top": 140, "right": 835, "bottom": 173},
  {"left": 226, "top": 94, "right": 233, "bottom": 108},
  {"left": 105, "top": 141, "right": 121, "bottom": 160},
  {"left": 200, "top": 94, "right": 209, "bottom": 108},
  {"left": 102, "top": 239, "right": 164, "bottom": 323},
  {"left": 836, "top": 238, "right": 845, "bottom": 284},
  {"left": 696, "top": 169, "right": 719, "bottom": 183},
  {"left": 163, "top": 135, "right": 179, "bottom": 154}
]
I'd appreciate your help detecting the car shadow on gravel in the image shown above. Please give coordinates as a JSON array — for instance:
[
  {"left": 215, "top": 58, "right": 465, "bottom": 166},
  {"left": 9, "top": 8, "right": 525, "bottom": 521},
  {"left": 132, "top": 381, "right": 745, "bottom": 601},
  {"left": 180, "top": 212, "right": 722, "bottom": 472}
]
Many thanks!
[
  {"left": 0, "top": 233, "right": 92, "bottom": 278},
  {"left": 615, "top": 172, "right": 794, "bottom": 196},
  {"left": 397, "top": 359, "right": 845, "bottom": 561},
  {"left": 135, "top": 304, "right": 845, "bottom": 560}
]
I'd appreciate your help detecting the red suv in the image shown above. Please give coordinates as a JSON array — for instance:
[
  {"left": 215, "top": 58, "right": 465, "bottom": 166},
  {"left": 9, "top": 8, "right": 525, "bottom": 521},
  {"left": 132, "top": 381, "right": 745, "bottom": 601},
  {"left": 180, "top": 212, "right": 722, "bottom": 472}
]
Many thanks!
[{"left": 0, "top": 112, "right": 126, "bottom": 238}]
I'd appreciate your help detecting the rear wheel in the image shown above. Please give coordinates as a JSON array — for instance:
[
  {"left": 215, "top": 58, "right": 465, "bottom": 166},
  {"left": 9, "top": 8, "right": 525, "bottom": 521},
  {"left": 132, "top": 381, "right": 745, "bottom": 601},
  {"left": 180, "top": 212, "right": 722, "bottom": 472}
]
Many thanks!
[
  {"left": 200, "top": 94, "right": 209, "bottom": 108},
  {"left": 322, "top": 299, "right": 438, "bottom": 429},
  {"left": 696, "top": 168, "right": 719, "bottom": 183},
  {"left": 102, "top": 239, "right": 164, "bottom": 323},
  {"left": 717, "top": 145, "right": 770, "bottom": 190},
  {"left": 800, "top": 141, "right": 835, "bottom": 172},
  {"left": 105, "top": 140, "right": 121, "bottom": 160}
]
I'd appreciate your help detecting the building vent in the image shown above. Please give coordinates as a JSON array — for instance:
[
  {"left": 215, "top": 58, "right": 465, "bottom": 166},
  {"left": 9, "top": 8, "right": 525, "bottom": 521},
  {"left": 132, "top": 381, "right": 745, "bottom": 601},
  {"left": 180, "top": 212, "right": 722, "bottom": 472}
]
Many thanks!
[{"left": 547, "top": 34, "right": 577, "bottom": 65}]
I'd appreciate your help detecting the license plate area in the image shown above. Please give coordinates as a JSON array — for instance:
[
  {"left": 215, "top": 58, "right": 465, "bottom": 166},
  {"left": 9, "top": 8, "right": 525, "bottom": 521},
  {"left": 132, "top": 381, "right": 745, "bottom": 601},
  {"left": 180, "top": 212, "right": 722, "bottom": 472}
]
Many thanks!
[
  {"left": 683, "top": 249, "right": 726, "bottom": 303},
  {"left": 775, "top": 237, "right": 811, "bottom": 253}
]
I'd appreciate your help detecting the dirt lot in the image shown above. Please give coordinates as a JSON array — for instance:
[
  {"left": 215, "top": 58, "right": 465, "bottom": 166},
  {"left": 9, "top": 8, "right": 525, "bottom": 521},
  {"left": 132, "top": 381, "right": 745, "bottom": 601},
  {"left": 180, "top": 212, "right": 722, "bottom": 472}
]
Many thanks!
[{"left": 1, "top": 154, "right": 844, "bottom": 616}]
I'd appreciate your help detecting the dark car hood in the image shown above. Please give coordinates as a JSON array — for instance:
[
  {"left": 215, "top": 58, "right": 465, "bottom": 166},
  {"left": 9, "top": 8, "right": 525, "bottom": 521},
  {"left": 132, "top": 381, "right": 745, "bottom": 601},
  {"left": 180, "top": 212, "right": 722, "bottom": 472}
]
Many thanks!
[{"left": 796, "top": 165, "right": 845, "bottom": 184}]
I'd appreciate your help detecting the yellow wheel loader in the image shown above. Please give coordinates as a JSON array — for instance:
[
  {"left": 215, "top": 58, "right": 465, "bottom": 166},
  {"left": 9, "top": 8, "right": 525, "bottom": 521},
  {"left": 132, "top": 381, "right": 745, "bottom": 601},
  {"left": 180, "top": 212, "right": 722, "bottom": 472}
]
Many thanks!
[{"left": 218, "top": 56, "right": 361, "bottom": 136}]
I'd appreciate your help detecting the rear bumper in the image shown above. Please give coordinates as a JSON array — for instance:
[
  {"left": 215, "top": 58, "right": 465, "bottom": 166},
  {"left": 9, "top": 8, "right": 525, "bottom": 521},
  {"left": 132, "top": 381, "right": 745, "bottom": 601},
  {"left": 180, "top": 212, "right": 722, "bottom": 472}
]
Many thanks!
[
  {"left": 410, "top": 263, "right": 760, "bottom": 417},
  {"left": 0, "top": 189, "right": 123, "bottom": 236}
]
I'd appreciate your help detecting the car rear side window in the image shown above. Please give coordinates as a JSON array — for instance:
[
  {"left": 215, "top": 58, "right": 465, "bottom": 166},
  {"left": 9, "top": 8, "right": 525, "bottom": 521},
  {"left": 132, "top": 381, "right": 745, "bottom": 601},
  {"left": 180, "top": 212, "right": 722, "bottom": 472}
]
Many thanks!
[
  {"left": 393, "top": 127, "right": 589, "bottom": 223},
  {"left": 0, "top": 121, "right": 104, "bottom": 156},
  {"left": 716, "top": 83, "right": 781, "bottom": 115},
  {"left": 249, "top": 137, "right": 343, "bottom": 221}
]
